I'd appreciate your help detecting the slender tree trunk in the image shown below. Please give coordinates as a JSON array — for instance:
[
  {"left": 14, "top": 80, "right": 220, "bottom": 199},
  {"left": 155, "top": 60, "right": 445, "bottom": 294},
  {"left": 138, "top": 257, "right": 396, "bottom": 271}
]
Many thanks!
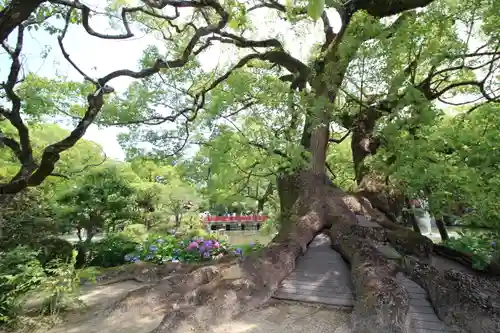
[
  {"left": 84, "top": 227, "right": 95, "bottom": 244},
  {"left": 409, "top": 210, "right": 422, "bottom": 233},
  {"left": 435, "top": 218, "right": 449, "bottom": 241}
]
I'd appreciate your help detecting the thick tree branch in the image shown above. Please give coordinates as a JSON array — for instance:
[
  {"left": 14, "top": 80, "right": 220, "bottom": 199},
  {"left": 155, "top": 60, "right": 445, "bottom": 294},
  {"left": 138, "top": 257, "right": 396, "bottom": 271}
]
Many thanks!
[
  {"left": 351, "top": 0, "right": 436, "bottom": 18},
  {"left": 0, "top": 0, "right": 232, "bottom": 194},
  {"left": 329, "top": 130, "right": 351, "bottom": 143},
  {"left": 0, "top": 0, "right": 45, "bottom": 43}
]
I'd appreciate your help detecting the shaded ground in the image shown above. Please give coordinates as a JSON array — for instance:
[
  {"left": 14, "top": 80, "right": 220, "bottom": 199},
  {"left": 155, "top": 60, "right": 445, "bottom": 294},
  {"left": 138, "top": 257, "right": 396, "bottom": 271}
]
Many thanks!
[{"left": 39, "top": 281, "right": 351, "bottom": 333}]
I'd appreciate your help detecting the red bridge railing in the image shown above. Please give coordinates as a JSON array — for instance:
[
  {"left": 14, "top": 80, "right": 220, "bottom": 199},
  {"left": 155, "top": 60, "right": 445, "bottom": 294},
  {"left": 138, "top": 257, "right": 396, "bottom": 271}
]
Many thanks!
[{"left": 203, "top": 215, "right": 268, "bottom": 223}]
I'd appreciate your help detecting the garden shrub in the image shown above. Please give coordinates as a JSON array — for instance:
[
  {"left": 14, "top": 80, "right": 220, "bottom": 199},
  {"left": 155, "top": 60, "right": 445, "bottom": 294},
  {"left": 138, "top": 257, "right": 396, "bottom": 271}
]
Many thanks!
[
  {"left": 444, "top": 230, "right": 499, "bottom": 269},
  {"left": 0, "top": 247, "right": 80, "bottom": 326},
  {"left": 37, "top": 237, "right": 74, "bottom": 266},
  {"left": 125, "top": 232, "right": 263, "bottom": 264},
  {"left": 122, "top": 224, "right": 148, "bottom": 239},
  {"left": 86, "top": 234, "right": 139, "bottom": 268},
  {"left": 0, "top": 247, "right": 46, "bottom": 325}
]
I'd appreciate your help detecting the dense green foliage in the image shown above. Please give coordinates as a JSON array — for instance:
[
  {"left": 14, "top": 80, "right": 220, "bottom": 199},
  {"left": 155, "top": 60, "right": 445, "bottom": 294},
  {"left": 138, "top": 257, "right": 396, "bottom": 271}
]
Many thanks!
[{"left": 0, "top": 0, "right": 499, "bottom": 329}]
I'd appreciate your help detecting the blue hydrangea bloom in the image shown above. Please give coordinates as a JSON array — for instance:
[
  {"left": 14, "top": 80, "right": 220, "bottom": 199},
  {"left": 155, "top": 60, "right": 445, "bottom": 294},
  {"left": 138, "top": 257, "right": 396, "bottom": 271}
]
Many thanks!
[
  {"left": 203, "top": 252, "right": 211, "bottom": 259},
  {"left": 149, "top": 245, "right": 158, "bottom": 252},
  {"left": 156, "top": 239, "right": 164, "bottom": 243}
]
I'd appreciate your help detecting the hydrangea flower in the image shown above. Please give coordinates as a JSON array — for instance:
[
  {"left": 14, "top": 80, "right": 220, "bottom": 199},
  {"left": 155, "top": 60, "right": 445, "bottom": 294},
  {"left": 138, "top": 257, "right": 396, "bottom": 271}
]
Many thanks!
[
  {"left": 187, "top": 242, "right": 199, "bottom": 250},
  {"left": 149, "top": 245, "right": 158, "bottom": 252},
  {"left": 233, "top": 248, "right": 243, "bottom": 256},
  {"left": 213, "top": 241, "right": 220, "bottom": 249},
  {"left": 249, "top": 242, "right": 255, "bottom": 247},
  {"left": 203, "top": 252, "right": 211, "bottom": 259},
  {"left": 156, "top": 239, "right": 165, "bottom": 243}
]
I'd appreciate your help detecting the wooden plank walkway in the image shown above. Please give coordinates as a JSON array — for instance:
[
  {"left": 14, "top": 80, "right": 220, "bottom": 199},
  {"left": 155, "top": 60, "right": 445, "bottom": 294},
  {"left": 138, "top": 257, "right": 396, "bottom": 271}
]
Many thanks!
[
  {"left": 397, "top": 274, "right": 456, "bottom": 333},
  {"left": 273, "top": 233, "right": 355, "bottom": 308},
  {"left": 273, "top": 216, "right": 456, "bottom": 332}
]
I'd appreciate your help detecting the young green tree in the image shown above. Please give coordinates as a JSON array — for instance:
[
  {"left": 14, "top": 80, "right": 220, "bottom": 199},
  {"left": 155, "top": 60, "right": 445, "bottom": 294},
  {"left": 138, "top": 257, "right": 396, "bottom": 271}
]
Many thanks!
[{"left": 56, "top": 164, "right": 138, "bottom": 243}]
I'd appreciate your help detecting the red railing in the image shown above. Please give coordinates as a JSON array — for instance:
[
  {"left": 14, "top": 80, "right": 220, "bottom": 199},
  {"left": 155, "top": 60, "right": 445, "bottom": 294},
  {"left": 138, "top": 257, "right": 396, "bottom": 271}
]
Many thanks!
[{"left": 203, "top": 215, "right": 268, "bottom": 223}]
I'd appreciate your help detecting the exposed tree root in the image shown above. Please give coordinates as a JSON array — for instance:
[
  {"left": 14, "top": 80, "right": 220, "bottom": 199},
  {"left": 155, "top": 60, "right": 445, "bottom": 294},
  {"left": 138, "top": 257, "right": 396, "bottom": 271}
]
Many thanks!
[
  {"left": 97, "top": 171, "right": 335, "bottom": 332},
  {"left": 330, "top": 223, "right": 410, "bottom": 333},
  {"left": 91, "top": 261, "right": 204, "bottom": 286},
  {"left": 94, "top": 172, "right": 499, "bottom": 333},
  {"left": 400, "top": 255, "right": 500, "bottom": 333},
  {"left": 328, "top": 188, "right": 500, "bottom": 333}
]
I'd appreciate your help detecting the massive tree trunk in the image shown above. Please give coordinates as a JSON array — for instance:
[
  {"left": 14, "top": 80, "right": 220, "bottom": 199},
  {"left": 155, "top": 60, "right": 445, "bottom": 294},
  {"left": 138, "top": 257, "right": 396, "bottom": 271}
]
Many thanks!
[{"left": 345, "top": 105, "right": 407, "bottom": 222}]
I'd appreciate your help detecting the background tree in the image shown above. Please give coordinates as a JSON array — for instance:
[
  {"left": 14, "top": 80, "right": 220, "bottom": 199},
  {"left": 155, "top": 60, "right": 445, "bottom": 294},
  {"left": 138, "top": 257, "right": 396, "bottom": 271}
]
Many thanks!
[{"left": 56, "top": 164, "right": 139, "bottom": 243}]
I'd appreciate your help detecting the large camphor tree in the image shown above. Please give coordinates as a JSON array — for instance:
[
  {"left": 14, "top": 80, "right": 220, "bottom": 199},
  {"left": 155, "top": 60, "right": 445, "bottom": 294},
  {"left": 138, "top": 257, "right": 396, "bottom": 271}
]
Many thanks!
[{"left": 0, "top": 0, "right": 499, "bottom": 332}]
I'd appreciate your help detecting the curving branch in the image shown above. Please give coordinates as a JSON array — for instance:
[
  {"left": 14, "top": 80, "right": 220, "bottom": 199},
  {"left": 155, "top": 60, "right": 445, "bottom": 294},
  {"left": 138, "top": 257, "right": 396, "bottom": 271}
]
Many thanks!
[
  {"left": 0, "top": 0, "right": 232, "bottom": 194},
  {"left": 0, "top": 0, "right": 45, "bottom": 43}
]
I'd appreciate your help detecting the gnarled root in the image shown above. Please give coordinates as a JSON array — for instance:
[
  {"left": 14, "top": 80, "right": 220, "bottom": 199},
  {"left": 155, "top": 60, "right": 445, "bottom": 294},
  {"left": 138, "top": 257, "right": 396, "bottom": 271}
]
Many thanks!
[
  {"left": 401, "top": 255, "right": 500, "bottom": 333},
  {"left": 330, "top": 223, "right": 410, "bottom": 333},
  {"left": 103, "top": 171, "right": 334, "bottom": 333},
  {"left": 101, "top": 263, "right": 226, "bottom": 320}
]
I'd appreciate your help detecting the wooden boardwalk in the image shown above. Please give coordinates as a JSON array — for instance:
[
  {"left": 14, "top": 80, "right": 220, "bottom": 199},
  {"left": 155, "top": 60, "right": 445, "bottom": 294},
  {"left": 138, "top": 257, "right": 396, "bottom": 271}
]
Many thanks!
[
  {"left": 273, "top": 233, "right": 355, "bottom": 308},
  {"left": 273, "top": 219, "right": 456, "bottom": 332},
  {"left": 397, "top": 274, "right": 455, "bottom": 333}
]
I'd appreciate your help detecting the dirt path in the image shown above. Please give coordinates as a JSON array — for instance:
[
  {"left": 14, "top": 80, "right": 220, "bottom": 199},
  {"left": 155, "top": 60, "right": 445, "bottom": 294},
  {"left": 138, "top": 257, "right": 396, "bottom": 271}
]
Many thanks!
[{"left": 40, "top": 281, "right": 352, "bottom": 333}]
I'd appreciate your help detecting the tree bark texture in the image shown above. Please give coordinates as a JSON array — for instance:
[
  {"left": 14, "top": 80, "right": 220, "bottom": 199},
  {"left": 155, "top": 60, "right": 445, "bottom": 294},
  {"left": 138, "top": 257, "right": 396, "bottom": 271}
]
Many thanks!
[{"left": 0, "top": 0, "right": 45, "bottom": 43}]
